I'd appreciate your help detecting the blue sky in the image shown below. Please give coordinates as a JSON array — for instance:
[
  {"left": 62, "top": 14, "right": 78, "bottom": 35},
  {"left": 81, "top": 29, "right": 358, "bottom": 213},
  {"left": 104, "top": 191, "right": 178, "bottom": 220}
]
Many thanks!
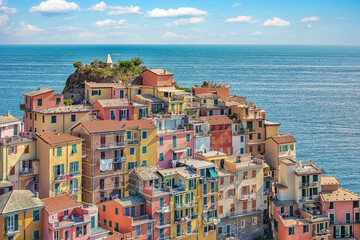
[{"left": 0, "top": 0, "right": 359, "bottom": 44}]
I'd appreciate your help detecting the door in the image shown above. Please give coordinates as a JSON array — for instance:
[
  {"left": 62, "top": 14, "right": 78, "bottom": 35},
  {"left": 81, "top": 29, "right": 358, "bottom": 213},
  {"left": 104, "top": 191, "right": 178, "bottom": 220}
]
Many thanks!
[
  {"left": 289, "top": 206, "right": 293, "bottom": 216},
  {"left": 91, "top": 216, "right": 95, "bottom": 228},
  {"left": 226, "top": 225, "right": 231, "bottom": 237},
  {"left": 120, "top": 90, "right": 124, "bottom": 98},
  {"left": 140, "top": 204, "right": 145, "bottom": 215}
]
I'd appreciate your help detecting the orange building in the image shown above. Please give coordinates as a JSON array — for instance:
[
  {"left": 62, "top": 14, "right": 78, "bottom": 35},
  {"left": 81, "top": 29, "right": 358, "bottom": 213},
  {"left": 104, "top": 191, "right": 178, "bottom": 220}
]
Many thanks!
[{"left": 142, "top": 69, "right": 175, "bottom": 87}]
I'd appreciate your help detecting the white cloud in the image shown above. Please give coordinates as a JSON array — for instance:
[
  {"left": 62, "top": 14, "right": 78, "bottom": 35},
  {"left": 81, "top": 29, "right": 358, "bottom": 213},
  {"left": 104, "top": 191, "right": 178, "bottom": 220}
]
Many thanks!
[
  {"left": 107, "top": 31, "right": 127, "bottom": 36},
  {"left": 88, "top": 1, "right": 107, "bottom": 11},
  {"left": 307, "top": 24, "right": 312, "bottom": 28},
  {"left": 77, "top": 31, "right": 97, "bottom": 38},
  {"left": 56, "top": 26, "right": 82, "bottom": 31},
  {"left": 232, "top": 3, "right": 242, "bottom": 7},
  {"left": 108, "top": 6, "right": 141, "bottom": 15},
  {"left": 251, "top": 31, "right": 262, "bottom": 35},
  {"left": 16, "top": 21, "right": 44, "bottom": 36},
  {"left": 0, "top": 14, "right": 8, "bottom": 26},
  {"left": 64, "top": 16, "right": 77, "bottom": 20},
  {"left": 166, "top": 17, "right": 204, "bottom": 27},
  {"left": 30, "top": 0, "right": 80, "bottom": 15},
  {"left": 225, "top": 16, "right": 258, "bottom": 23},
  {"left": 0, "top": 0, "right": 17, "bottom": 14},
  {"left": 88, "top": 2, "right": 140, "bottom": 15},
  {"left": 162, "top": 31, "right": 199, "bottom": 39},
  {"left": 301, "top": 16, "right": 320, "bottom": 22},
  {"left": 94, "top": 19, "right": 125, "bottom": 27},
  {"left": 263, "top": 17, "right": 290, "bottom": 27},
  {"left": 147, "top": 7, "right": 207, "bottom": 18}
]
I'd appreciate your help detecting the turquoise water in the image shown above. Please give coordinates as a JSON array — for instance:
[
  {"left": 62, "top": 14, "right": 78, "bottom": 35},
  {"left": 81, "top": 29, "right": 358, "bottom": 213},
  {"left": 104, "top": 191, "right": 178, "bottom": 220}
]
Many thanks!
[{"left": 0, "top": 45, "right": 359, "bottom": 192}]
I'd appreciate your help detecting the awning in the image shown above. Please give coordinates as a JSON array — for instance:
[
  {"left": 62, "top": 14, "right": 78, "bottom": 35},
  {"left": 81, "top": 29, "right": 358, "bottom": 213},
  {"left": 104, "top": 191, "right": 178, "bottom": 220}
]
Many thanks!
[
  {"left": 209, "top": 168, "right": 218, "bottom": 178},
  {"left": 171, "top": 147, "right": 187, "bottom": 153}
]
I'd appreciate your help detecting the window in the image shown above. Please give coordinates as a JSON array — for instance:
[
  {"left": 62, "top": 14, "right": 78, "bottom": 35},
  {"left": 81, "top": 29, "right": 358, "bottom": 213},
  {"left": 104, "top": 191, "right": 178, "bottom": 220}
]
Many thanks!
[
  {"left": 71, "top": 114, "right": 76, "bottom": 122},
  {"left": 159, "top": 153, "right": 164, "bottom": 161},
  {"left": 214, "top": 99, "right": 218, "bottom": 106},
  {"left": 303, "top": 224, "right": 309, "bottom": 233},
  {"left": 37, "top": 99, "right": 42, "bottom": 106},
  {"left": 241, "top": 220, "right": 245, "bottom": 228},
  {"left": 355, "top": 212, "right": 360, "bottom": 223},
  {"left": 129, "top": 147, "right": 135, "bottom": 155},
  {"left": 57, "top": 147, "right": 62, "bottom": 157},
  {"left": 329, "top": 213, "right": 335, "bottom": 224},
  {"left": 159, "top": 137, "right": 164, "bottom": 146},
  {"left": 42, "top": 115, "right": 45, "bottom": 123},
  {"left": 203, "top": 197, "right": 207, "bottom": 206},
  {"left": 274, "top": 219, "right": 278, "bottom": 232},
  {"left": 220, "top": 177, "right": 224, "bottom": 185},
  {"left": 177, "top": 224, "right": 181, "bottom": 236},
  {"left": 128, "top": 162, "right": 137, "bottom": 170},
  {"left": 103, "top": 205, "right": 106, "bottom": 212},
  {"left": 203, "top": 100, "right": 207, "bottom": 104},
  {"left": 136, "top": 226, "right": 140, "bottom": 237},
  {"left": 33, "top": 230, "right": 40, "bottom": 240},
  {"left": 125, "top": 207, "right": 129, "bottom": 216},
  {"left": 142, "top": 131, "right": 148, "bottom": 139},
  {"left": 142, "top": 146, "right": 147, "bottom": 154},
  {"left": 257, "top": 133, "right": 261, "bottom": 139},
  {"left": 51, "top": 116, "right": 56, "bottom": 123},
  {"left": 249, "top": 134, "right": 253, "bottom": 141},
  {"left": 282, "top": 145, "right": 288, "bottom": 151},
  {"left": 252, "top": 217, "right": 257, "bottom": 225},
  {"left": 281, "top": 207, "right": 285, "bottom": 214},
  {"left": 240, "top": 136, "right": 244, "bottom": 142},
  {"left": 24, "top": 145, "right": 29, "bottom": 154},
  {"left": 313, "top": 175, "right": 318, "bottom": 182},
  {"left": 6, "top": 214, "right": 18, "bottom": 233},
  {"left": 172, "top": 135, "right": 177, "bottom": 148},
  {"left": 56, "top": 98, "right": 61, "bottom": 104},
  {"left": 92, "top": 90, "right": 101, "bottom": 96},
  {"left": 230, "top": 176, "right": 234, "bottom": 183},
  {"left": 171, "top": 104, "right": 175, "bottom": 111},
  {"left": 103, "top": 219, "right": 106, "bottom": 226},
  {"left": 258, "top": 121, "right": 262, "bottom": 127},
  {"left": 329, "top": 202, "right": 334, "bottom": 209},
  {"left": 211, "top": 195, "right": 215, "bottom": 204},
  {"left": 127, "top": 131, "right": 132, "bottom": 140},
  {"left": 290, "top": 144, "right": 294, "bottom": 150},
  {"left": 71, "top": 144, "right": 77, "bottom": 154},
  {"left": 110, "top": 110, "right": 116, "bottom": 120},
  {"left": 211, "top": 182, "right": 215, "bottom": 193},
  {"left": 148, "top": 223, "right": 151, "bottom": 234},
  {"left": 142, "top": 160, "right": 147, "bottom": 166},
  {"left": 33, "top": 210, "right": 39, "bottom": 221},
  {"left": 34, "top": 114, "right": 37, "bottom": 121},
  {"left": 186, "top": 134, "right": 190, "bottom": 142},
  {"left": 354, "top": 201, "right": 360, "bottom": 208},
  {"left": 187, "top": 148, "right": 192, "bottom": 157},
  {"left": 179, "top": 103, "right": 183, "bottom": 109},
  {"left": 109, "top": 221, "right": 112, "bottom": 227},
  {"left": 218, "top": 226, "right": 223, "bottom": 234},
  {"left": 76, "top": 226, "right": 84, "bottom": 237},
  {"left": 289, "top": 227, "right": 295, "bottom": 235},
  {"left": 346, "top": 212, "right": 351, "bottom": 223},
  {"left": 203, "top": 184, "right": 207, "bottom": 194}
]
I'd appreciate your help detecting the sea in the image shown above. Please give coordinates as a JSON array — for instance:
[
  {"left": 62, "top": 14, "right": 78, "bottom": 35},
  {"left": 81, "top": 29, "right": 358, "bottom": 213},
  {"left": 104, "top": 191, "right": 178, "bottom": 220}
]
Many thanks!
[{"left": 0, "top": 45, "right": 359, "bottom": 193}]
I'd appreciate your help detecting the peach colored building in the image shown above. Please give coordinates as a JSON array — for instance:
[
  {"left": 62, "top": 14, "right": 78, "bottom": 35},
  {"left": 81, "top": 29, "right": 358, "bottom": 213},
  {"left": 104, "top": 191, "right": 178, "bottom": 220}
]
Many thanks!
[
  {"left": 129, "top": 166, "right": 172, "bottom": 240},
  {"left": 84, "top": 82, "right": 128, "bottom": 104},
  {"left": 98, "top": 196, "right": 154, "bottom": 240},
  {"left": 142, "top": 69, "right": 175, "bottom": 87},
  {"left": 20, "top": 88, "right": 64, "bottom": 133},
  {"left": 320, "top": 176, "right": 360, "bottom": 239},
  {"left": 192, "top": 84, "right": 230, "bottom": 101},
  {"left": 92, "top": 99, "right": 135, "bottom": 121},
  {"left": 42, "top": 194, "right": 91, "bottom": 240}
]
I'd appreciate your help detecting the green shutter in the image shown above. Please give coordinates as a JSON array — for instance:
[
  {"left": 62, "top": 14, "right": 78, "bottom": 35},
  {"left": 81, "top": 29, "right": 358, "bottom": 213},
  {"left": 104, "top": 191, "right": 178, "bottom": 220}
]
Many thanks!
[
  {"left": 72, "top": 144, "right": 77, "bottom": 154},
  {"left": 61, "top": 164, "right": 64, "bottom": 174},
  {"left": 15, "top": 214, "right": 18, "bottom": 231},
  {"left": 76, "top": 161, "right": 79, "bottom": 171}
]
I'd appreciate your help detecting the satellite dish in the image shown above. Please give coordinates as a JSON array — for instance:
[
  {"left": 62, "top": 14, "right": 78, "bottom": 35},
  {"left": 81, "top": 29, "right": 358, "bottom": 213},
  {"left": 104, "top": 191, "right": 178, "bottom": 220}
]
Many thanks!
[{"left": 176, "top": 178, "right": 185, "bottom": 188}]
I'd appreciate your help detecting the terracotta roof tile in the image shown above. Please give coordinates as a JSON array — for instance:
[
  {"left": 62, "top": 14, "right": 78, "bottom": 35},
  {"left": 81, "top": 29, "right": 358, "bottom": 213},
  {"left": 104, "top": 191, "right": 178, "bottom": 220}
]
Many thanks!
[
  {"left": 321, "top": 176, "right": 340, "bottom": 186},
  {"left": 78, "top": 119, "right": 156, "bottom": 134},
  {"left": 36, "top": 131, "right": 82, "bottom": 145},
  {"left": 271, "top": 135, "right": 296, "bottom": 144},
  {"left": 0, "top": 112, "right": 21, "bottom": 125},
  {"left": 321, "top": 187, "right": 360, "bottom": 202},
  {"left": 42, "top": 194, "right": 82, "bottom": 214},
  {"left": 23, "top": 88, "right": 54, "bottom": 97},
  {"left": 202, "top": 115, "right": 232, "bottom": 125},
  {"left": 146, "top": 68, "right": 173, "bottom": 76},
  {"left": 85, "top": 82, "right": 125, "bottom": 89}
]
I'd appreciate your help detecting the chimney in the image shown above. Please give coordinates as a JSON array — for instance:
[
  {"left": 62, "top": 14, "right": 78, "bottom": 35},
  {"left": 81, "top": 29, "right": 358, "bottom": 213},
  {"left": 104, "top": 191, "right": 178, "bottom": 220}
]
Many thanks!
[
  {"left": 163, "top": 69, "right": 166, "bottom": 74},
  {"left": 6, "top": 110, "right": 10, "bottom": 116},
  {"left": 38, "top": 87, "right": 41, "bottom": 90}
]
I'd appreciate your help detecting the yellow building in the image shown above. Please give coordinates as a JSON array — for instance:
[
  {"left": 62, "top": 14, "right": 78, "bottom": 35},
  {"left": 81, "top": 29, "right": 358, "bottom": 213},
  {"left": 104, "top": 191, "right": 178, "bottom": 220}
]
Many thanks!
[
  {"left": 33, "top": 105, "right": 97, "bottom": 134},
  {"left": 157, "top": 167, "right": 201, "bottom": 240},
  {"left": 195, "top": 151, "right": 227, "bottom": 170},
  {"left": 0, "top": 190, "right": 45, "bottom": 240},
  {"left": 36, "top": 131, "right": 83, "bottom": 200},
  {"left": 156, "top": 88, "right": 186, "bottom": 115},
  {"left": 84, "top": 81, "right": 127, "bottom": 104},
  {"left": 0, "top": 136, "right": 39, "bottom": 193}
]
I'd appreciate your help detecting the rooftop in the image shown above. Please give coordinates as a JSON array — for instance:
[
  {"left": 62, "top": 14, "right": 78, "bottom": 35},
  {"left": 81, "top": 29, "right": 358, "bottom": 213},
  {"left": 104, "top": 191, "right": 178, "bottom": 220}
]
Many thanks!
[
  {"left": 177, "top": 158, "right": 217, "bottom": 169},
  {"left": 197, "top": 150, "right": 226, "bottom": 158},
  {"left": 0, "top": 180, "right": 13, "bottom": 188},
  {"left": 0, "top": 190, "right": 45, "bottom": 214},
  {"left": 34, "top": 105, "right": 93, "bottom": 114},
  {"left": 226, "top": 154, "right": 264, "bottom": 169},
  {"left": 157, "top": 166, "right": 200, "bottom": 179},
  {"left": 320, "top": 176, "right": 340, "bottom": 186},
  {"left": 270, "top": 135, "right": 296, "bottom": 144},
  {"left": 265, "top": 120, "right": 281, "bottom": 126},
  {"left": 77, "top": 119, "right": 156, "bottom": 134},
  {"left": 0, "top": 111, "right": 21, "bottom": 126},
  {"left": 36, "top": 131, "right": 82, "bottom": 145},
  {"left": 295, "top": 160, "right": 321, "bottom": 175},
  {"left": 85, "top": 81, "right": 125, "bottom": 89},
  {"left": 42, "top": 194, "right": 82, "bottom": 214},
  {"left": 270, "top": 198, "right": 297, "bottom": 208},
  {"left": 195, "top": 93, "right": 219, "bottom": 99},
  {"left": 135, "top": 94, "right": 164, "bottom": 103},
  {"left": 133, "top": 166, "right": 160, "bottom": 181},
  {"left": 146, "top": 68, "right": 173, "bottom": 76},
  {"left": 202, "top": 115, "right": 232, "bottom": 125},
  {"left": 321, "top": 187, "right": 360, "bottom": 202},
  {"left": 96, "top": 99, "right": 131, "bottom": 108},
  {"left": 114, "top": 196, "right": 145, "bottom": 207},
  {"left": 23, "top": 88, "right": 54, "bottom": 97}
]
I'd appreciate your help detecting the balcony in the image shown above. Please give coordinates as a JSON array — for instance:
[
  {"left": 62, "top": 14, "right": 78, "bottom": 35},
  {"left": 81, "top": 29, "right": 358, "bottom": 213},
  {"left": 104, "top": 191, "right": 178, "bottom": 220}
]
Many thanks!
[
  {"left": 246, "top": 128, "right": 256, "bottom": 133},
  {"left": 233, "top": 129, "right": 246, "bottom": 136},
  {"left": 156, "top": 220, "right": 171, "bottom": 229},
  {"left": 19, "top": 168, "right": 34, "bottom": 176},
  {"left": 238, "top": 194, "right": 256, "bottom": 201},
  {"left": 299, "top": 182, "right": 319, "bottom": 188},
  {"left": 49, "top": 215, "right": 87, "bottom": 230},
  {"left": 54, "top": 174, "right": 66, "bottom": 181},
  {"left": 175, "top": 201, "right": 197, "bottom": 210},
  {"left": 97, "top": 142, "right": 126, "bottom": 150},
  {"left": 20, "top": 104, "right": 28, "bottom": 111},
  {"left": 70, "top": 188, "right": 81, "bottom": 195},
  {"left": 69, "top": 170, "right": 82, "bottom": 177},
  {"left": 113, "top": 156, "right": 126, "bottom": 163},
  {"left": 313, "top": 229, "right": 331, "bottom": 237},
  {"left": 203, "top": 217, "right": 221, "bottom": 225},
  {"left": 127, "top": 139, "right": 140, "bottom": 145},
  {"left": 156, "top": 206, "right": 170, "bottom": 213},
  {"left": 200, "top": 177, "right": 218, "bottom": 184},
  {"left": 174, "top": 228, "right": 198, "bottom": 239},
  {"left": 194, "top": 130, "right": 210, "bottom": 137}
]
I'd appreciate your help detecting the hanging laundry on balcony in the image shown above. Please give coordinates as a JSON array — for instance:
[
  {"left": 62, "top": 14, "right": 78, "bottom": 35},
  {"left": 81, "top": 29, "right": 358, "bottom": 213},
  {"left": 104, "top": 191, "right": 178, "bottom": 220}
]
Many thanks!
[{"left": 100, "top": 158, "right": 114, "bottom": 171}]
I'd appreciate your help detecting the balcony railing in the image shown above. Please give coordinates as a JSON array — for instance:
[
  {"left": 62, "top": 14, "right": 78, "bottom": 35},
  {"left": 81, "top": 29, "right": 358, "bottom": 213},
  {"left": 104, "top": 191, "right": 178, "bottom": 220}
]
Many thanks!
[
  {"left": 156, "top": 220, "right": 171, "bottom": 228},
  {"left": 69, "top": 170, "right": 81, "bottom": 177},
  {"left": 113, "top": 156, "right": 126, "bottom": 163},
  {"left": 156, "top": 206, "right": 170, "bottom": 213},
  {"left": 175, "top": 201, "right": 197, "bottom": 210},
  {"left": 54, "top": 174, "right": 65, "bottom": 181},
  {"left": 313, "top": 229, "right": 331, "bottom": 237},
  {"left": 203, "top": 217, "right": 221, "bottom": 225},
  {"left": 19, "top": 168, "right": 34, "bottom": 175},
  {"left": 127, "top": 139, "right": 140, "bottom": 145},
  {"left": 238, "top": 194, "right": 256, "bottom": 201},
  {"left": 174, "top": 228, "right": 198, "bottom": 239},
  {"left": 97, "top": 141, "right": 126, "bottom": 150}
]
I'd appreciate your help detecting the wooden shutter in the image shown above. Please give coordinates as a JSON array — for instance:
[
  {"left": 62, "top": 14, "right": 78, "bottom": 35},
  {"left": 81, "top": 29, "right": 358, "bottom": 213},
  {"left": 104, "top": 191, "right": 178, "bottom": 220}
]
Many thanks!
[
  {"left": 228, "top": 189, "right": 231, "bottom": 197},
  {"left": 252, "top": 170, "right": 256, "bottom": 178},
  {"left": 242, "top": 187, "right": 245, "bottom": 196}
]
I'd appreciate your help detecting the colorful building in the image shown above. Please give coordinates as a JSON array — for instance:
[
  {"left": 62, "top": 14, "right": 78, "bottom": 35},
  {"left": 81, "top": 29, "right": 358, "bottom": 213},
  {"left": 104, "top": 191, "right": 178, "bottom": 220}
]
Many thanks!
[
  {"left": 195, "top": 93, "right": 230, "bottom": 117},
  {"left": 142, "top": 69, "right": 175, "bottom": 87},
  {"left": 192, "top": 84, "right": 231, "bottom": 101},
  {"left": 232, "top": 120, "right": 246, "bottom": 155},
  {"left": 85, "top": 81, "right": 128, "bottom": 104},
  {"left": 20, "top": 88, "right": 64, "bottom": 133},
  {"left": 0, "top": 111, "right": 21, "bottom": 138},
  {"left": 98, "top": 196, "right": 154, "bottom": 240},
  {"left": 36, "top": 131, "right": 83, "bottom": 200},
  {"left": 92, "top": 99, "right": 135, "bottom": 121},
  {"left": 187, "top": 118, "right": 210, "bottom": 154},
  {"left": 42, "top": 194, "right": 91, "bottom": 240},
  {"left": 134, "top": 95, "right": 165, "bottom": 116},
  {"left": 320, "top": 176, "right": 360, "bottom": 239},
  {"left": 0, "top": 190, "right": 45, "bottom": 240},
  {"left": 33, "top": 105, "right": 97, "bottom": 134},
  {"left": 201, "top": 115, "right": 233, "bottom": 155}
]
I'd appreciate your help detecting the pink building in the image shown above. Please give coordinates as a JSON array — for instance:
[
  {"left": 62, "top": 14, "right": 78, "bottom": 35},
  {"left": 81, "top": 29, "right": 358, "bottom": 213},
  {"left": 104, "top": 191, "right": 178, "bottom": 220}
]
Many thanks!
[
  {"left": 155, "top": 117, "right": 194, "bottom": 169},
  {"left": 42, "top": 194, "right": 91, "bottom": 240},
  {"left": 0, "top": 111, "right": 21, "bottom": 138},
  {"left": 142, "top": 69, "right": 175, "bottom": 87},
  {"left": 320, "top": 176, "right": 360, "bottom": 239},
  {"left": 92, "top": 99, "right": 134, "bottom": 121},
  {"left": 20, "top": 88, "right": 64, "bottom": 133},
  {"left": 129, "top": 166, "right": 171, "bottom": 240}
]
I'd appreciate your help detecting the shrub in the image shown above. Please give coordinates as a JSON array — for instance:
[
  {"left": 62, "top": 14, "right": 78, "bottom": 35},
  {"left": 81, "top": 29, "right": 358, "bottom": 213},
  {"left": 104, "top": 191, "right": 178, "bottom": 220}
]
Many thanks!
[{"left": 64, "top": 99, "right": 74, "bottom": 106}]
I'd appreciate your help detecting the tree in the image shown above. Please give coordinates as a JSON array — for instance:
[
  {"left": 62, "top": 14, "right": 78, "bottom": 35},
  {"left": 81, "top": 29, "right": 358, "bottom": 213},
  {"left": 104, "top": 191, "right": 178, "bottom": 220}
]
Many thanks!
[
  {"left": 73, "top": 61, "right": 83, "bottom": 69},
  {"left": 132, "top": 57, "right": 143, "bottom": 66},
  {"left": 64, "top": 99, "right": 74, "bottom": 106},
  {"left": 202, "top": 81, "right": 209, "bottom": 87}
]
